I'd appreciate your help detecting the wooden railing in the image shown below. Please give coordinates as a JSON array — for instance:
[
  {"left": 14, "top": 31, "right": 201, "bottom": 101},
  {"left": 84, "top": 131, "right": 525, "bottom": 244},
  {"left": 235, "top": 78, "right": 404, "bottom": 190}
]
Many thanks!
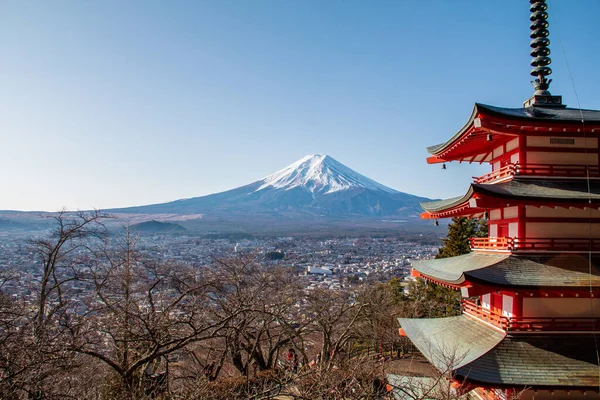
[
  {"left": 473, "top": 163, "right": 600, "bottom": 184},
  {"left": 470, "top": 237, "right": 600, "bottom": 252},
  {"left": 462, "top": 300, "right": 508, "bottom": 329},
  {"left": 516, "top": 163, "right": 600, "bottom": 178},
  {"left": 507, "top": 317, "right": 600, "bottom": 332},
  {"left": 512, "top": 237, "right": 600, "bottom": 252},
  {"left": 469, "top": 237, "right": 513, "bottom": 251},
  {"left": 473, "top": 164, "right": 516, "bottom": 184},
  {"left": 462, "top": 300, "right": 600, "bottom": 332}
]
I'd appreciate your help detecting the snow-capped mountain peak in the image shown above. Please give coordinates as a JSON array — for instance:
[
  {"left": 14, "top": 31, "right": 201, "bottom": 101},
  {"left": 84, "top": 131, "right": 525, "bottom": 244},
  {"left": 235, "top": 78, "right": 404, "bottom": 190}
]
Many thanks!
[
  {"left": 255, "top": 154, "right": 399, "bottom": 194},
  {"left": 106, "top": 153, "right": 428, "bottom": 219}
]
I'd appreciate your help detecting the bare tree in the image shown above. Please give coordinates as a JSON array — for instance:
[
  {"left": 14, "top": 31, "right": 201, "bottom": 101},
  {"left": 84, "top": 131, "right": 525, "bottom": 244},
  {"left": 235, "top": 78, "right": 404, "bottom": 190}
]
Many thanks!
[
  {"left": 304, "top": 287, "right": 368, "bottom": 371},
  {"left": 0, "top": 269, "right": 32, "bottom": 398},
  {"left": 293, "top": 359, "right": 387, "bottom": 400},
  {"left": 206, "top": 255, "right": 307, "bottom": 377},
  {"left": 66, "top": 228, "right": 237, "bottom": 398},
  {"left": 30, "top": 209, "right": 108, "bottom": 331},
  {"left": 0, "top": 210, "right": 109, "bottom": 399}
]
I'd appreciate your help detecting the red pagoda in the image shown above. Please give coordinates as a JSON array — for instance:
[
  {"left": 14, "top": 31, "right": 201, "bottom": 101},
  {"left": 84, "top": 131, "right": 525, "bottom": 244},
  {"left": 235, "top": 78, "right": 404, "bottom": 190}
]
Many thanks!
[{"left": 395, "top": 1, "right": 600, "bottom": 399}]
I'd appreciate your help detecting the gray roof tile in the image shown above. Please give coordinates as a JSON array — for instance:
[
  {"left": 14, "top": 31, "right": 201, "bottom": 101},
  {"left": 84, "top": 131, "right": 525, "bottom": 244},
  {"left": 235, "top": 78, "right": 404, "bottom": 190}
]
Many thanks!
[
  {"left": 413, "top": 253, "right": 600, "bottom": 289},
  {"left": 457, "top": 335, "right": 600, "bottom": 388},
  {"left": 479, "top": 103, "right": 600, "bottom": 123},
  {"left": 421, "top": 179, "right": 600, "bottom": 213},
  {"left": 427, "top": 103, "right": 600, "bottom": 156},
  {"left": 397, "top": 315, "right": 505, "bottom": 372},
  {"left": 396, "top": 316, "right": 600, "bottom": 388}
]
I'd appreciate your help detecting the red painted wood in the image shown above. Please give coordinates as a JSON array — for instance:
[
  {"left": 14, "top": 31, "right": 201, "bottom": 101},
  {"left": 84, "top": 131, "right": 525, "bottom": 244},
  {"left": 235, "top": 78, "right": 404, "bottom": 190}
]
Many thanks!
[
  {"left": 517, "top": 205, "right": 526, "bottom": 239},
  {"left": 525, "top": 146, "right": 600, "bottom": 153},
  {"left": 470, "top": 237, "right": 600, "bottom": 252},
  {"left": 462, "top": 300, "right": 600, "bottom": 332},
  {"left": 473, "top": 163, "right": 600, "bottom": 183}
]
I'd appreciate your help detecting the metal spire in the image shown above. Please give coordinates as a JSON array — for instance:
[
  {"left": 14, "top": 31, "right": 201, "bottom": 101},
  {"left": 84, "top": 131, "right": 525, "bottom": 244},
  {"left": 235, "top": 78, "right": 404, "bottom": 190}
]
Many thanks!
[
  {"left": 529, "top": 0, "right": 552, "bottom": 93},
  {"left": 524, "top": 0, "right": 564, "bottom": 108}
]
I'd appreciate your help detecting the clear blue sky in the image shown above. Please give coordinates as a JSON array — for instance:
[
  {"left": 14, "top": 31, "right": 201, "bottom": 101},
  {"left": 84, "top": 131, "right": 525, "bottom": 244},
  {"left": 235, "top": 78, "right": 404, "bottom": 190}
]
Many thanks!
[{"left": 1, "top": 1, "right": 599, "bottom": 211}]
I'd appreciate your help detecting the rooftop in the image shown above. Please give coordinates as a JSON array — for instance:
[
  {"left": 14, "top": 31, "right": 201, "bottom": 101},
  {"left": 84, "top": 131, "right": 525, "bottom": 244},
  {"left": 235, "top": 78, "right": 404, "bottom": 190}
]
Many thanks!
[
  {"left": 420, "top": 178, "right": 600, "bottom": 218},
  {"left": 427, "top": 103, "right": 600, "bottom": 159},
  {"left": 398, "top": 315, "right": 600, "bottom": 389},
  {"left": 412, "top": 253, "right": 600, "bottom": 289}
]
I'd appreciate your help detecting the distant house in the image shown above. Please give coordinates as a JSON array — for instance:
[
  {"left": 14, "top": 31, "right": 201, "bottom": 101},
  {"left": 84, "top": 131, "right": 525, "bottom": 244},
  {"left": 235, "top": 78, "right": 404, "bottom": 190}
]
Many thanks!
[{"left": 307, "top": 266, "right": 333, "bottom": 276}]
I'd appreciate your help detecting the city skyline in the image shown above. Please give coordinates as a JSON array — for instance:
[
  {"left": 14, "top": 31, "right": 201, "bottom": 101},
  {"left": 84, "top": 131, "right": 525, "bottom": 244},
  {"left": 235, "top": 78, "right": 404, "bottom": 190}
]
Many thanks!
[{"left": 2, "top": 0, "right": 599, "bottom": 211}]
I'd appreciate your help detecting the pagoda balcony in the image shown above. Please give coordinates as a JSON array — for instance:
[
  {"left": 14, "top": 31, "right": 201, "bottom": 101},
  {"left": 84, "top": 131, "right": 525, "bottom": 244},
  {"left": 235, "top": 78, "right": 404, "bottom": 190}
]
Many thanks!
[
  {"left": 470, "top": 237, "right": 600, "bottom": 253},
  {"left": 462, "top": 299, "right": 508, "bottom": 330},
  {"left": 473, "top": 163, "right": 600, "bottom": 184},
  {"left": 462, "top": 300, "right": 600, "bottom": 333},
  {"left": 469, "top": 237, "right": 513, "bottom": 251}
]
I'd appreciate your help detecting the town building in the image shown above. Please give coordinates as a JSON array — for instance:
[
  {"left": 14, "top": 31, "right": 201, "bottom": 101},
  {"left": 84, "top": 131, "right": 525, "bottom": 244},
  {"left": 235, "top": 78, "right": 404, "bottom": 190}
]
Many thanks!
[{"left": 395, "top": 1, "right": 600, "bottom": 399}]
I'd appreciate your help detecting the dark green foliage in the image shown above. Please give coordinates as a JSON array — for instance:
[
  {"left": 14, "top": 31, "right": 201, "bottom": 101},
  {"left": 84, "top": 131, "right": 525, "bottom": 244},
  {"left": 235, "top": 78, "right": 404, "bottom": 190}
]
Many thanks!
[
  {"left": 436, "top": 217, "right": 487, "bottom": 259},
  {"left": 387, "top": 278, "right": 405, "bottom": 306},
  {"left": 385, "top": 217, "right": 487, "bottom": 318},
  {"left": 385, "top": 277, "right": 461, "bottom": 318},
  {"left": 265, "top": 250, "right": 285, "bottom": 260},
  {"left": 403, "top": 279, "right": 461, "bottom": 317}
]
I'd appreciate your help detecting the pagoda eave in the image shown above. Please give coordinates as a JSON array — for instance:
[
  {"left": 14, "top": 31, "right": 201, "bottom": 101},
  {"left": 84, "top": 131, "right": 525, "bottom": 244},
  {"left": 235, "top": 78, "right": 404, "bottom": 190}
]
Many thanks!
[
  {"left": 413, "top": 267, "right": 600, "bottom": 297},
  {"left": 410, "top": 268, "right": 465, "bottom": 289},
  {"left": 413, "top": 252, "right": 600, "bottom": 292},
  {"left": 420, "top": 206, "right": 484, "bottom": 220},
  {"left": 427, "top": 103, "right": 600, "bottom": 163},
  {"left": 426, "top": 155, "right": 448, "bottom": 164},
  {"left": 397, "top": 316, "right": 600, "bottom": 390},
  {"left": 421, "top": 179, "right": 600, "bottom": 219},
  {"left": 427, "top": 123, "right": 507, "bottom": 165},
  {"left": 473, "top": 194, "right": 600, "bottom": 210},
  {"left": 454, "top": 377, "right": 600, "bottom": 393},
  {"left": 454, "top": 335, "right": 600, "bottom": 390}
]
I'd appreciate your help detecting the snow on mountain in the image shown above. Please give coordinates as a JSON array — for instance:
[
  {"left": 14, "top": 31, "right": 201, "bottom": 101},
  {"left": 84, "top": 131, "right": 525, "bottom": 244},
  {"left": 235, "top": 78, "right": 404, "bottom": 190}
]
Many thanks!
[
  {"left": 256, "top": 154, "right": 398, "bottom": 194},
  {"left": 106, "top": 154, "right": 429, "bottom": 219}
]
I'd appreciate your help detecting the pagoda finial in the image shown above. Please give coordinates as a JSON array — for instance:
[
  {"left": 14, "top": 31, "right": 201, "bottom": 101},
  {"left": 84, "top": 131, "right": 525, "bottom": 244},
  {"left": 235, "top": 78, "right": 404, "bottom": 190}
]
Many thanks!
[
  {"left": 529, "top": 0, "right": 552, "bottom": 93},
  {"left": 523, "top": 0, "right": 565, "bottom": 108}
]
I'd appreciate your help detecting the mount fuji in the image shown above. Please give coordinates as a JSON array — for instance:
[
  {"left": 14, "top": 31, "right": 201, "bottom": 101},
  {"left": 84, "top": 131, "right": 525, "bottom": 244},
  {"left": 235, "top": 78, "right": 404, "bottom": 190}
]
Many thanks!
[{"left": 108, "top": 155, "right": 429, "bottom": 220}]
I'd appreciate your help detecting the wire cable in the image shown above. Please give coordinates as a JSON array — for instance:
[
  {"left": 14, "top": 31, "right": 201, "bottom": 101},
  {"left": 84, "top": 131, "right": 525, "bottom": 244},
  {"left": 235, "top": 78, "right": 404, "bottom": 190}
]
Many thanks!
[{"left": 549, "top": 1, "right": 599, "bottom": 391}]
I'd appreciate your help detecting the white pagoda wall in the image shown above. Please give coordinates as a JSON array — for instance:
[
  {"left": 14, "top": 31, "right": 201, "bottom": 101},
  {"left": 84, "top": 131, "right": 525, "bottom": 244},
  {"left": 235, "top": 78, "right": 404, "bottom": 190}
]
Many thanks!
[
  {"left": 487, "top": 207, "right": 519, "bottom": 238},
  {"left": 522, "top": 297, "right": 600, "bottom": 318},
  {"left": 526, "top": 136, "right": 597, "bottom": 149},
  {"left": 527, "top": 151, "right": 598, "bottom": 165},
  {"left": 525, "top": 135, "right": 598, "bottom": 165},
  {"left": 525, "top": 222, "right": 600, "bottom": 238},
  {"left": 526, "top": 206, "right": 600, "bottom": 218},
  {"left": 518, "top": 206, "right": 600, "bottom": 238},
  {"left": 506, "top": 138, "right": 519, "bottom": 152}
]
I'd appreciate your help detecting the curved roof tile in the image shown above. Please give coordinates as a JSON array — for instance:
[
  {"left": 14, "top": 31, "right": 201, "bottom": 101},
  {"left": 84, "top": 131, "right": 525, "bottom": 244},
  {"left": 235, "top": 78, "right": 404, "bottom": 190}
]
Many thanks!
[{"left": 413, "top": 253, "right": 600, "bottom": 288}]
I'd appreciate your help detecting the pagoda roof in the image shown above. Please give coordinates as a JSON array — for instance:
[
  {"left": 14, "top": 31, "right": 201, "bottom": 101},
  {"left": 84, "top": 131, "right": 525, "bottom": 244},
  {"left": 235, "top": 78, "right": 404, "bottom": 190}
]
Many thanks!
[
  {"left": 397, "top": 315, "right": 505, "bottom": 372},
  {"left": 412, "top": 253, "right": 600, "bottom": 289},
  {"left": 427, "top": 103, "right": 600, "bottom": 157},
  {"left": 477, "top": 103, "right": 600, "bottom": 124},
  {"left": 460, "top": 334, "right": 600, "bottom": 388},
  {"left": 398, "top": 315, "right": 600, "bottom": 389},
  {"left": 412, "top": 253, "right": 507, "bottom": 285},
  {"left": 420, "top": 179, "right": 600, "bottom": 218},
  {"left": 420, "top": 195, "right": 468, "bottom": 214},
  {"left": 475, "top": 179, "right": 600, "bottom": 201}
]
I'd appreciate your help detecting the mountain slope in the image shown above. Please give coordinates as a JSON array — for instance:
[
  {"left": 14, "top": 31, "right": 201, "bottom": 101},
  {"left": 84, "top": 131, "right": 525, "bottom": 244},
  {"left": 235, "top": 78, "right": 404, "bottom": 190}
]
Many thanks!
[
  {"left": 109, "top": 155, "right": 429, "bottom": 219},
  {"left": 131, "top": 220, "right": 186, "bottom": 233}
]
